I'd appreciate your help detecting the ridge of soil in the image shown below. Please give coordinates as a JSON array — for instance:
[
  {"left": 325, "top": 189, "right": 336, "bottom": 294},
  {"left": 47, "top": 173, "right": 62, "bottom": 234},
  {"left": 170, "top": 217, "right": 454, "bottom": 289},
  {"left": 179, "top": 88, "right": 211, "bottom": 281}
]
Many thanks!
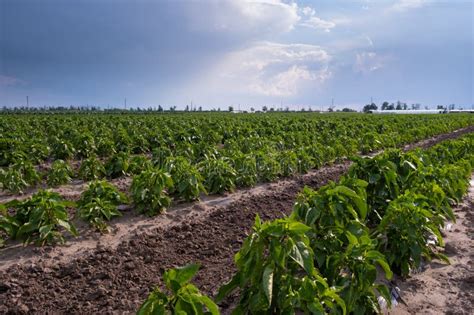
[{"left": 0, "top": 127, "right": 472, "bottom": 314}]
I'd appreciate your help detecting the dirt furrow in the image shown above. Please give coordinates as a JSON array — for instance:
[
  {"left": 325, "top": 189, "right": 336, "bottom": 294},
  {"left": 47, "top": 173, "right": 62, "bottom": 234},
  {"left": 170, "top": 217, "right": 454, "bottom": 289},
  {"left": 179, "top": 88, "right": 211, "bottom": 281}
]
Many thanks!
[{"left": 0, "top": 128, "right": 472, "bottom": 314}]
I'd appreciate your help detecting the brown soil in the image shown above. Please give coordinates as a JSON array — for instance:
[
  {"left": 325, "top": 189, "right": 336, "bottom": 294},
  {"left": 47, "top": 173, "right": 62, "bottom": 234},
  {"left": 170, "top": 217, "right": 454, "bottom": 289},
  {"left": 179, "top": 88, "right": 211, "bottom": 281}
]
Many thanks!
[{"left": 0, "top": 128, "right": 472, "bottom": 314}]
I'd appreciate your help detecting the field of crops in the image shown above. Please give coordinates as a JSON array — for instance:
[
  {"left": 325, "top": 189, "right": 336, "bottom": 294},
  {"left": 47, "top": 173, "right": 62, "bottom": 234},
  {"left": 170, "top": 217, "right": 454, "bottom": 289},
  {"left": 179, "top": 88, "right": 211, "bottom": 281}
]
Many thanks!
[{"left": 0, "top": 112, "right": 473, "bottom": 314}]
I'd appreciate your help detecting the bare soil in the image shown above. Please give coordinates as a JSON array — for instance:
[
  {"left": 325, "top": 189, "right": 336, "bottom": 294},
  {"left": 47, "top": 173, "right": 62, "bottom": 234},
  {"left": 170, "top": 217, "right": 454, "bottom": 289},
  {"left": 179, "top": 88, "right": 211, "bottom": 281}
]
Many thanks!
[{"left": 0, "top": 127, "right": 472, "bottom": 314}]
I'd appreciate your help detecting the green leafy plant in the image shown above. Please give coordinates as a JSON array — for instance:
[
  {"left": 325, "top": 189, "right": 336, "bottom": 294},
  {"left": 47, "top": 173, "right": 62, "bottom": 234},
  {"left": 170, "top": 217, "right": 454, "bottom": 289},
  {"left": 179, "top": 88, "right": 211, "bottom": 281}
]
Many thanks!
[
  {"left": 129, "top": 155, "right": 153, "bottom": 175},
  {"left": 376, "top": 192, "right": 449, "bottom": 277},
  {"left": 28, "top": 142, "right": 50, "bottom": 164},
  {"left": 131, "top": 168, "right": 173, "bottom": 216},
  {"left": 78, "top": 155, "right": 105, "bottom": 180},
  {"left": 429, "top": 163, "right": 471, "bottom": 203},
  {"left": 359, "top": 132, "right": 382, "bottom": 154},
  {"left": 165, "top": 157, "right": 206, "bottom": 201},
  {"left": 77, "top": 180, "right": 127, "bottom": 232},
  {"left": 73, "top": 132, "right": 97, "bottom": 158},
  {"left": 96, "top": 136, "right": 117, "bottom": 157},
  {"left": 295, "top": 147, "right": 314, "bottom": 174},
  {"left": 325, "top": 228, "right": 392, "bottom": 314},
  {"left": 138, "top": 264, "right": 219, "bottom": 315},
  {"left": 292, "top": 178, "right": 369, "bottom": 229},
  {"left": 152, "top": 147, "right": 173, "bottom": 169},
  {"left": 0, "top": 160, "right": 41, "bottom": 194},
  {"left": 0, "top": 190, "right": 77, "bottom": 245},
  {"left": 217, "top": 215, "right": 346, "bottom": 314},
  {"left": 256, "top": 151, "right": 281, "bottom": 182},
  {"left": 0, "top": 139, "right": 24, "bottom": 167},
  {"left": 47, "top": 159, "right": 73, "bottom": 187},
  {"left": 233, "top": 153, "right": 258, "bottom": 188},
  {"left": 278, "top": 150, "right": 298, "bottom": 177},
  {"left": 50, "top": 137, "right": 75, "bottom": 160},
  {"left": 114, "top": 126, "right": 133, "bottom": 153},
  {"left": 348, "top": 155, "right": 400, "bottom": 226},
  {"left": 105, "top": 152, "right": 130, "bottom": 178},
  {"left": 0, "top": 167, "right": 27, "bottom": 194},
  {"left": 200, "top": 158, "right": 236, "bottom": 194},
  {"left": 291, "top": 180, "right": 392, "bottom": 313}
]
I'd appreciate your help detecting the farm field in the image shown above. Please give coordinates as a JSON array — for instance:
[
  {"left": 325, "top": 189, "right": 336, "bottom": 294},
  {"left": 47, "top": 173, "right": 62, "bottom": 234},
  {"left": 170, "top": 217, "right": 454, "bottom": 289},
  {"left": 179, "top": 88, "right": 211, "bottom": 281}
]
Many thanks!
[{"left": 0, "top": 112, "right": 473, "bottom": 314}]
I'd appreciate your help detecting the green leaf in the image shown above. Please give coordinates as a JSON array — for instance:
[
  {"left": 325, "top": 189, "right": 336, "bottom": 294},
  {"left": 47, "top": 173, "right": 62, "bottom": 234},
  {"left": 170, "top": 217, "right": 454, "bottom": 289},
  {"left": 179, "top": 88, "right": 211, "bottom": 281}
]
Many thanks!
[
  {"left": 262, "top": 264, "right": 274, "bottom": 305},
  {"left": 173, "top": 264, "right": 200, "bottom": 286},
  {"left": 287, "top": 221, "right": 311, "bottom": 234},
  {"left": 196, "top": 295, "right": 219, "bottom": 315}
]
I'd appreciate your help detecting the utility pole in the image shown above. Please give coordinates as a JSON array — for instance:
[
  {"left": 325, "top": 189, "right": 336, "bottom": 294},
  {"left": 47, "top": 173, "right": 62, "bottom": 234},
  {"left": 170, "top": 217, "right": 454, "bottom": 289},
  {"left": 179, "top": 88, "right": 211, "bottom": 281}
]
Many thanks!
[
  {"left": 26, "top": 96, "right": 29, "bottom": 109},
  {"left": 124, "top": 98, "right": 127, "bottom": 110}
]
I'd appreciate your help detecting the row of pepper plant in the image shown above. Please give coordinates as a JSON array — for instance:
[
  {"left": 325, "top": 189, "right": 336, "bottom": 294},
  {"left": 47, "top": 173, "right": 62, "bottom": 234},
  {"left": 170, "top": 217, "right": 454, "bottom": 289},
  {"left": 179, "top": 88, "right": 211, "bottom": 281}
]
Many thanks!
[
  {"left": 137, "top": 132, "right": 473, "bottom": 314},
  {"left": 1, "top": 113, "right": 472, "bottom": 195}
]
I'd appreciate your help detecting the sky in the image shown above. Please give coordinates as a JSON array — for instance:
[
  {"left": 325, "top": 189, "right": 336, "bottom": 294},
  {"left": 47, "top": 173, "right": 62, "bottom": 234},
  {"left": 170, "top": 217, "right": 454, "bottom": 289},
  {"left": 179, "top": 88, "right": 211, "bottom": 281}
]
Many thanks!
[{"left": 0, "top": 0, "right": 472, "bottom": 110}]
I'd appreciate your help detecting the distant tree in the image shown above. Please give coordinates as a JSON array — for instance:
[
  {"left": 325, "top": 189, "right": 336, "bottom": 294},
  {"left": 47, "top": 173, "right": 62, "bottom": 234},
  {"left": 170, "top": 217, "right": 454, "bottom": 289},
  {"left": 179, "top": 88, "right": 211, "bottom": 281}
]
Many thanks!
[
  {"left": 448, "top": 104, "right": 455, "bottom": 110},
  {"left": 387, "top": 103, "right": 395, "bottom": 110},
  {"left": 363, "top": 103, "right": 378, "bottom": 113},
  {"left": 403, "top": 103, "right": 408, "bottom": 110},
  {"left": 342, "top": 107, "right": 356, "bottom": 112},
  {"left": 158, "top": 105, "right": 163, "bottom": 112},
  {"left": 185, "top": 105, "right": 189, "bottom": 112},
  {"left": 228, "top": 106, "right": 234, "bottom": 112},
  {"left": 262, "top": 105, "right": 268, "bottom": 112},
  {"left": 327, "top": 107, "right": 334, "bottom": 112},
  {"left": 250, "top": 107, "right": 255, "bottom": 112},
  {"left": 381, "top": 101, "right": 389, "bottom": 110},
  {"left": 269, "top": 107, "right": 275, "bottom": 112},
  {"left": 198, "top": 106, "right": 202, "bottom": 111},
  {"left": 396, "top": 103, "right": 402, "bottom": 110}
]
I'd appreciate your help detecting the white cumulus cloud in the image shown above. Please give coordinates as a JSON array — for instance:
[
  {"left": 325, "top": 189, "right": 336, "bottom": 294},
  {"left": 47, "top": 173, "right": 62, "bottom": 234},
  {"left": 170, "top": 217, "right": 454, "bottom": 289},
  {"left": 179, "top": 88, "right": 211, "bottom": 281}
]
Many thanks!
[
  {"left": 188, "top": 0, "right": 300, "bottom": 36},
  {"left": 186, "top": 41, "right": 331, "bottom": 99},
  {"left": 390, "top": 0, "right": 429, "bottom": 12},
  {"left": 298, "top": 5, "right": 337, "bottom": 32},
  {"left": 218, "top": 42, "right": 331, "bottom": 96},
  {"left": 353, "top": 52, "right": 390, "bottom": 74},
  {"left": 251, "top": 64, "right": 330, "bottom": 96}
]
